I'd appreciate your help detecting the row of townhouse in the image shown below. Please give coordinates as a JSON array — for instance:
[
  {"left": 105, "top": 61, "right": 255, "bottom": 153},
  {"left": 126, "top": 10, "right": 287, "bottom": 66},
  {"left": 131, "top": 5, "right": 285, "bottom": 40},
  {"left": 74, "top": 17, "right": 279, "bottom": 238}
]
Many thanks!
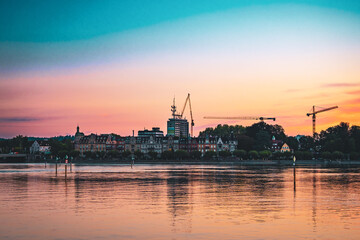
[
  {"left": 74, "top": 127, "right": 238, "bottom": 156},
  {"left": 123, "top": 135, "right": 205, "bottom": 154},
  {"left": 74, "top": 133, "right": 126, "bottom": 155}
]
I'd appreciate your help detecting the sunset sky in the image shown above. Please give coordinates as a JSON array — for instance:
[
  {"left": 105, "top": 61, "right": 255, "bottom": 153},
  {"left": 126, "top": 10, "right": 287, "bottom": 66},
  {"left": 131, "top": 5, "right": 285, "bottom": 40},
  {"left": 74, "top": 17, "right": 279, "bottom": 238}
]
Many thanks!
[{"left": 1, "top": 0, "right": 360, "bottom": 138}]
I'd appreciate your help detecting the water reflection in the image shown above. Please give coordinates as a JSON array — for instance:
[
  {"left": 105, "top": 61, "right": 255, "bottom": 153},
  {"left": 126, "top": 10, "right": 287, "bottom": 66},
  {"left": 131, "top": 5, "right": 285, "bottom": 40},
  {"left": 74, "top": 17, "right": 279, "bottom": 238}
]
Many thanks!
[
  {"left": 167, "top": 172, "right": 193, "bottom": 233},
  {"left": 0, "top": 164, "right": 359, "bottom": 240}
]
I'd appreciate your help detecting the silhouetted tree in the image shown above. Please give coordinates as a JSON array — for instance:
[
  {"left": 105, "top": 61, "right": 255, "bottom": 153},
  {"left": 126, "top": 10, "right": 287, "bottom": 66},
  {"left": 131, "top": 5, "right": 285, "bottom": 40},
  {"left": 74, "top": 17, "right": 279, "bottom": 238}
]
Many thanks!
[
  {"left": 174, "top": 150, "right": 189, "bottom": 160},
  {"left": 161, "top": 150, "right": 174, "bottom": 160},
  {"left": 148, "top": 151, "right": 158, "bottom": 160},
  {"left": 122, "top": 150, "right": 132, "bottom": 159},
  {"left": 134, "top": 150, "right": 143, "bottom": 159},
  {"left": 237, "top": 135, "right": 255, "bottom": 151},
  {"left": 190, "top": 151, "right": 202, "bottom": 159},
  {"left": 218, "top": 151, "right": 231, "bottom": 158},
  {"left": 233, "top": 149, "right": 247, "bottom": 159},
  {"left": 254, "top": 131, "right": 271, "bottom": 151},
  {"left": 299, "top": 136, "right": 314, "bottom": 151},
  {"left": 248, "top": 150, "right": 259, "bottom": 160},
  {"left": 259, "top": 150, "right": 271, "bottom": 160},
  {"left": 286, "top": 136, "right": 299, "bottom": 151},
  {"left": 203, "top": 151, "right": 216, "bottom": 160}
]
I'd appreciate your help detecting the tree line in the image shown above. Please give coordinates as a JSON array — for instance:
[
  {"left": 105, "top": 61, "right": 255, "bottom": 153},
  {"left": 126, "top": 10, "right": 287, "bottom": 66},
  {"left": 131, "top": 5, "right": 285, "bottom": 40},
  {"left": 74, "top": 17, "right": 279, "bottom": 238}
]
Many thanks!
[{"left": 199, "top": 122, "right": 360, "bottom": 160}]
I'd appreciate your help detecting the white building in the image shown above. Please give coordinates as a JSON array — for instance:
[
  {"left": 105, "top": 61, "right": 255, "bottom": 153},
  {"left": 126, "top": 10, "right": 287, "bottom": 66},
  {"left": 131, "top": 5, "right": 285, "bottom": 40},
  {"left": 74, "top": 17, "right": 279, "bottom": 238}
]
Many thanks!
[{"left": 30, "top": 140, "right": 51, "bottom": 154}]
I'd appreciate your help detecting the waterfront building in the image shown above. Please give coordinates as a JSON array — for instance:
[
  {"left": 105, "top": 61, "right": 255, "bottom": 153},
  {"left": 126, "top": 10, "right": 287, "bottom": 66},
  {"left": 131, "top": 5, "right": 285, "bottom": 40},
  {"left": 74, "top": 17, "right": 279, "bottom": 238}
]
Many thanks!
[
  {"left": 74, "top": 129, "right": 126, "bottom": 155},
  {"left": 166, "top": 98, "right": 189, "bottom": 137},
  {"left": 227, "top": 139, "right": 238, "bottom": 152},
  {"left": 197, "top": 136, "right": 238, "bottom": 155},
  {"left": 216, "top": 137, "right": 238, "bottom": 153},
  {"left": 271, "top": 136, "right": 283, "bottom": 152},
  {"left": 270, "top": 136, "right": 291, "bottom": 153},
  {"left": 179, "top": 137, "right": 189, "bottom": 152},
  {"left": 135, "top": 127, "right": 164, "bottom": 154},
  {"left": 30, "top": 140, "right": 51, "bottom": 154},
  {"left": 116, "top": 137, "right": 126, "bottom": 152},
  {"left": 280, "top": 143, "right": 291, "bottom": 152},
  {"left": 139, "top": 136, "right": 163, "bottom": 154},
  {"left": 162, "top": 135, "right": 179, "bottom": 152},
  {"left": 75, "top": 134, "right": 111, "bottom": 156},
  {"left": 188, "top": 138, "right": 199, "bottom": 152},
  {"left": 178, "top": 137, "right": 198, "bottom": 152},
  {"left": 138, "top": 127, "right": 164, "bottom": 137},
  {"left": 74, "top": 125, "right": 84, "bottom": 144},
  {"left": 124, "top": 136, "right": 141, "bottom": 154},
  {"left": 198, "top": 136, "right": 217, "bottom": 154},
  {"left": 167, "top": 118, "right": 189, "bottom": 137},
  {"left": 105, "top": 134, "right": 121, "bottom": 152},
  {"left": 216, "top": 138, "right": 226, "bottom": 151}
]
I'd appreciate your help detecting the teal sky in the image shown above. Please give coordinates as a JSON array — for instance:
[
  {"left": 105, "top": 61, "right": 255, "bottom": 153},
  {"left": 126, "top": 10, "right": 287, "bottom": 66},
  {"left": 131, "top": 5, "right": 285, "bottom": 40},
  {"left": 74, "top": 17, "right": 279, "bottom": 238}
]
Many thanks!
[
  {"left": 1, "top": 0, "right": 360, "bottom": 42},
  {"left": 1, "top": 0, "right": 360, "bottom": 75}
]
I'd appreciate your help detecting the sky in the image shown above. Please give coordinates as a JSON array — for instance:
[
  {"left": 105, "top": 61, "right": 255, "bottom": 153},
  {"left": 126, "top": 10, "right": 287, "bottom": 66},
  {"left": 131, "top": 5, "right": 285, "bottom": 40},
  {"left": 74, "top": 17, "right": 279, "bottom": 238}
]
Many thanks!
[{"left": 1, "top": 0, "right": 360, "bottom": 138}]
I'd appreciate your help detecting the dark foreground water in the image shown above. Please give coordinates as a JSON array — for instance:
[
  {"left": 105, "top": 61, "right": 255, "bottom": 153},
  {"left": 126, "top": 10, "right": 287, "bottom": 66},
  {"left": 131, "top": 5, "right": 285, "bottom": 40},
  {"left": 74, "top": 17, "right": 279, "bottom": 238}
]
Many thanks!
[{"left": 0, "top": 164, "right": 359, "bottom": 240}]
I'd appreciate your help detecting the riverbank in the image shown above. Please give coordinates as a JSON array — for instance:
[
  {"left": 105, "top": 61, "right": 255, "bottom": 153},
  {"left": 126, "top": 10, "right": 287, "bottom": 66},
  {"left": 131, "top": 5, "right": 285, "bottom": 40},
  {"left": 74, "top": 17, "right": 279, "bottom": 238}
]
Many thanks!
[
  {"left": 72, "top": 159, "right": 360, "bottom": 166},
  {"left": 3, "top": 158, "right": 360, "bottom": 166}
]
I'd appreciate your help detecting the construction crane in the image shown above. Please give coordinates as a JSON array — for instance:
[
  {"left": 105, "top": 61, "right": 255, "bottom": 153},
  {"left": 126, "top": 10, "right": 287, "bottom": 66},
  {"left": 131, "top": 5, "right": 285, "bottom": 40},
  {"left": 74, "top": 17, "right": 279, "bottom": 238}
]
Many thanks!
[
  {"left": 180, "top": 93, "right": 195, "bottom": 137},
  {"left": 306, "top": 105, "right": 338, "bottom": 138},
  {"left": 204, "top": 116, "right": 276, "bottom": 121}
]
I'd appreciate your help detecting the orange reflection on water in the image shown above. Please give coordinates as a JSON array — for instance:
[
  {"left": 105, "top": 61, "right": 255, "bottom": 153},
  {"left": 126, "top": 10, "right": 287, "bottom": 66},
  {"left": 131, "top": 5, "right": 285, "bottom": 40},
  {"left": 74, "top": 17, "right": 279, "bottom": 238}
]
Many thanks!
[{"left": 0, "top": 164, "right": 359, "bottom": 240}]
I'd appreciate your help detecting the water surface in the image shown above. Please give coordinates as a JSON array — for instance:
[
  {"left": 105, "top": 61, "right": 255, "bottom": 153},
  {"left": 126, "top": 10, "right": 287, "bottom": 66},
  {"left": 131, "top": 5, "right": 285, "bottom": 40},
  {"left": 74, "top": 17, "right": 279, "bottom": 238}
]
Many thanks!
[{"left": 0, "top": 164, "right": 359, "bottom": 239}]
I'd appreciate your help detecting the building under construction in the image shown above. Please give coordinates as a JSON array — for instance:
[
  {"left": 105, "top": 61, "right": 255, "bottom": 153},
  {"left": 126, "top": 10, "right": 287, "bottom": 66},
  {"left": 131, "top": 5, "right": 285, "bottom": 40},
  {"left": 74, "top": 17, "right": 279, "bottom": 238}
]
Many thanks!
[{"left": 167, "top": 97, "right": 190, "bottom": 138}]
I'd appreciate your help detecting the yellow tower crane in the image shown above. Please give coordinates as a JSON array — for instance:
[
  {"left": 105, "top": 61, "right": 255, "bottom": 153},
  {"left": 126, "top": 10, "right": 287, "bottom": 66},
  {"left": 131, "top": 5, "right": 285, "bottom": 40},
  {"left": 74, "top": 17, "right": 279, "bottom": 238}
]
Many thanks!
[{"left": 180, "top": 93, "right": 195, "bottom": 137}]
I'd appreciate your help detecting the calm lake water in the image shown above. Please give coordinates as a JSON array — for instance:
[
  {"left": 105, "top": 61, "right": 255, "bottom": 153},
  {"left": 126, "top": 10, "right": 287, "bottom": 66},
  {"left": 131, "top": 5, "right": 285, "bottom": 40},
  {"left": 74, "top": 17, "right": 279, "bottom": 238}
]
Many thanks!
[{"left": 0, "top": 163, "right": 359, "bottom": 240}]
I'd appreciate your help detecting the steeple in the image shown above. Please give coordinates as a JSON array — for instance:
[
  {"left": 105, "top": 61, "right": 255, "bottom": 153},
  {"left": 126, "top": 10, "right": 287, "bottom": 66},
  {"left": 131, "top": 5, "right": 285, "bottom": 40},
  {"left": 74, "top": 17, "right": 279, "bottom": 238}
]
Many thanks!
[{"left": 77, "top": 125, "right": 80, "bottom": 133}]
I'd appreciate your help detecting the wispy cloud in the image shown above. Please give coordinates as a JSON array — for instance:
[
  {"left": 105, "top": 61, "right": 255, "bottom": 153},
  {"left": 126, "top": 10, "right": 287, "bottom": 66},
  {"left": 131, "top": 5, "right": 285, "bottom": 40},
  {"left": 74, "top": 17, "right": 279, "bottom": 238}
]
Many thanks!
[
  {"left": 0, "top": 85, "right": 40, "bottom": 100},
  {"left": 284, "top": 88, "right": 303, "bottom": 93},
  {"left": 344, "top": 98, "right": 360, "bottom": 105},
  {"left": 0, "top": 117, "right": 42, "bottom": 122},
  {"left": 0, "top": 116, "right": 60, "bottom": 123},
  {"left": 346, "top": 89, "right": 360, "bottom": 95},
  {"left": 339, "top": 106, "right": 360, "bottom": 114},
  {"left": 322, "top": 83, "right": 360, "bottom": 88}
]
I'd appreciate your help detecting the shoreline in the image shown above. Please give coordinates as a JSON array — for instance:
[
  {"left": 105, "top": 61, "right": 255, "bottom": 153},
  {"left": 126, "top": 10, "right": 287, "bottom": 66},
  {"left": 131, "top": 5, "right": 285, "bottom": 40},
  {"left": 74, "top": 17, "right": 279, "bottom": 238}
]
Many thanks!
[{"left": 1, "top": 159, "right": 360, "bottom": 166}]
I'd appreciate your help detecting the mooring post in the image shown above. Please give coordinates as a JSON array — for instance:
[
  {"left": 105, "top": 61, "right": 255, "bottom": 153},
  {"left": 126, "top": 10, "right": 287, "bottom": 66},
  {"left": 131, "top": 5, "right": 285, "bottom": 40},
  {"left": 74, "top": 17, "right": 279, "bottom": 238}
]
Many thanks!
[
  {"left": 65, "top": 155, "right": 68, "bottom": 178},
  {"left": 131, "top": 155, "right": 134, "bottom": 169},
  {"left": 70, "top": 157, "right": 73, "bottom": 172},
  {"left": 293, "top": 155, "right": 296, "bottom": 191},
  {"left": 293, "top": 165, "right": 296, "bottom": 190}
]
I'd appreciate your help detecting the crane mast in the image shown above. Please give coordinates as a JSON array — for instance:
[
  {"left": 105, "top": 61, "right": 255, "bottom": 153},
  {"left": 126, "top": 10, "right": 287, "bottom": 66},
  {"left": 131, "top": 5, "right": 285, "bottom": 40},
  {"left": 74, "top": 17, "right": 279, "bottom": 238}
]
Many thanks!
[{"left": 180, "top": 93, "right": 195, "bottom": 137}]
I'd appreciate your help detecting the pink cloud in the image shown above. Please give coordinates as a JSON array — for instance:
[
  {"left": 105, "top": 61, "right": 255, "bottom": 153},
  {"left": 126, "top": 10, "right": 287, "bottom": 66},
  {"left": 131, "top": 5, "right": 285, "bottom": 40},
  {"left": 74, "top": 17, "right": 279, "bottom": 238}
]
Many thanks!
[
  {"left": 322, "top": 83, "right": 360, "bottom": 88},
  {"left": 339, "top": 106, "right": 360, "bottom": 114},
  {"left": 344, "top": 98, "right": 360, "bottom": 105},
  {"left": 284, "top": 88, "right": 302, "bottom": 93},
  {"left": 346, "top": 89, "right": 360, "bottom": 95}
]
